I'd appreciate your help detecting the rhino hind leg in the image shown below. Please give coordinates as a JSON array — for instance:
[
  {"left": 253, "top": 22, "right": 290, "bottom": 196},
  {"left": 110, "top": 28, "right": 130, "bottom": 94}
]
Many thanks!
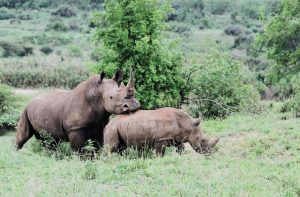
[
  {"left": 103, "top": 128, "right": 120, "bottom": 153},
  {"left": 175, "top": 142, "right": 185, "bottom": 155},
  {"left": 15, "top": 109, "right": 34, "bottom": 149},
  {"left": 154, "top": 141, "right": 169, "bottom": 157}
]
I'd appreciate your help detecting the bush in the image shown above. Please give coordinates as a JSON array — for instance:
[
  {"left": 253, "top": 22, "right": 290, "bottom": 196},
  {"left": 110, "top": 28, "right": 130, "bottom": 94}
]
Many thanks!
[
  {"left": 0, "top": 84, "right": 19, "bottom": 129},
  {"left": 0, "top": 41, "right": 33, "bottom": 57},
  {"left": 0, "top": 84, "right": 13, "bottom": 114},
  {"left": 281, "top": 92, "right": 300, "bottom": 116},
  {"left": 68, "top": 20, "right": 80, "bottom": 31},
  {"left": 185, "top": 48, "right": 260, "bottom": 118},
  {"left": 51, "top": 6, "right": 77, "bottom": 17},
  {"left": 224, "top": 25, "right": 242, "bottom": 36},
  {"left": 166, "top": 22, "right": 191, "bottom": 34},
  {"left": 0, "top": 0, "right": 25, "bottom": 8},
  {"left": 22, "top": 34, "right": 72, "bottom": 46},
  {"left": 167, "top": 0, "right": 205, "bottom": 24},
  {"left": 45, "top": 21, "right": 69, "bottom": 32},
  {"left": 40, "top": 46, "right": 53, "bottom": 54},
  {"left": 68, "top": 46, "right": 82, "bottom": 57},
  {"left": 0, "top": 8, "right": 16, "bottom": 20},
  {"left": 209, "top": 0, "right": 232, "bottom": 15}
]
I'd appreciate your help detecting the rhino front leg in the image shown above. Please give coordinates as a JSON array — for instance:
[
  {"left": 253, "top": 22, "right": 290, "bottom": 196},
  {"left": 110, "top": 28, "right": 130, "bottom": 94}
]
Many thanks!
[
  {"left": 69, "top": 130, "right": 86, "bottom": 152},
  {"left": 154, "top": 141, "right": 169, "bottom": 157}
]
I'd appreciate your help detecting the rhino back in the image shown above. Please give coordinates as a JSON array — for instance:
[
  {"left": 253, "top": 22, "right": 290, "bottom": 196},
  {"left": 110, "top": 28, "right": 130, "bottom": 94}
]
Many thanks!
[{"left": 26, "top": 89, "right": 95, "bottom": 138}]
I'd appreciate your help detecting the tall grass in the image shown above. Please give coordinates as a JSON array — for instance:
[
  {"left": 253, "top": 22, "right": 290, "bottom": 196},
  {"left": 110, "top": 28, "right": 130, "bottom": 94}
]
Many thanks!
[{"left": 0, "top": 54, "right": 90, "bottom": 88}]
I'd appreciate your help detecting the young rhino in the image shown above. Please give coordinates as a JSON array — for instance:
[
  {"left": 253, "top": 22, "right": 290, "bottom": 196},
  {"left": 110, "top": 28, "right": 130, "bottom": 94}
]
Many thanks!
[{"left": 104, "top": 107, "right": 219, "bottom": 156}]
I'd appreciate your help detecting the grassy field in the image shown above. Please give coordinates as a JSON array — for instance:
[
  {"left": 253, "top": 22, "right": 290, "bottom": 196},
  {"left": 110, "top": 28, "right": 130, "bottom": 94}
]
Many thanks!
[{"left": 1, "top": 95, "right": 299, "bottom": 196}]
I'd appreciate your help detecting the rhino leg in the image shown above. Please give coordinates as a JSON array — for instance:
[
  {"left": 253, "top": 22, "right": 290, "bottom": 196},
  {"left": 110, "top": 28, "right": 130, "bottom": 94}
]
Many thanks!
[
  {"left": 15, "top": 109, "right": 34, "bottom": 149},
  {"left": 175, "top": 142, "right": 185, "bottom": 155},
  {"left": 154, "top": 141, "right": 169, "bottom": 157},
  {"left": 103, "top": 128, "right": 120, "bottom": 153},
  {"left": 69, "top": 130, "right": 86, "bottom": 151}
]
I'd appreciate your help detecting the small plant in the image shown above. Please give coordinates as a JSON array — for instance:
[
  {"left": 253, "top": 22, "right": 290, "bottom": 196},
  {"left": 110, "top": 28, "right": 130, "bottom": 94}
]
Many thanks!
[
  {"left": 51, "top": 6, "right": 77, "bottom": 17},
  {"left": 68, "top": 46, "right": 82, "bottom": 57},
  {"left": 45, "top": 21, "right": 69, "bottom": 32},
  {"left": 166, "top": 22, "right": 191, "bottom": 34},
  {"left": 40, "top": 46, "right": 53, "bottom": 55},
  {"left": 281, "top": 91, "right": 300, "bottom": 117},
  {"left": 0, "top": 41, "right": 33, "bottom": 57},
  {"left": 82, "top": 162, "right": 97, "bottom": 180},
  {"left": 0, "top": 8, "right": 16, "bottom": 20},
  {"left": 80, "top": 140, "right": 97, "bottom": 160}
]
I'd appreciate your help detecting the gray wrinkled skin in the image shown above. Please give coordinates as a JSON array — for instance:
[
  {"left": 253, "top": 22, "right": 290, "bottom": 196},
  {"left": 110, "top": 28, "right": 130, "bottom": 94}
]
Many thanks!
[
  {"left": 104, "top": 107, "right": 219, "bottom": 156},
  {"left": 16, "top": 70, "right": 140, "bottom": 151}
]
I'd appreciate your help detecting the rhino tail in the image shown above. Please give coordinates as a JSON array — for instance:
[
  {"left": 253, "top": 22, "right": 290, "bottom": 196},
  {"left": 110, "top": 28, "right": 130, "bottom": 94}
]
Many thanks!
[{"left": 15, "top": 107, "right": 34, "bottom": 149}]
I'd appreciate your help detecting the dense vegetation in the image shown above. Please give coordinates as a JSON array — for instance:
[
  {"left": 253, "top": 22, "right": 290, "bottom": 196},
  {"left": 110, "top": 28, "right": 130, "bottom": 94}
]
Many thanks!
[{"left": 92, "top": 0, "right": 184, "bottom": 109}]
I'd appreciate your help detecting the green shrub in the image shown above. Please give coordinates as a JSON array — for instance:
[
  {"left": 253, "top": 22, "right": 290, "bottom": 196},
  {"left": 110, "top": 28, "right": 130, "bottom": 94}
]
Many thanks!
[
  {"left": 281, "top": 92, "right": 300, "bottom": 116},
  {"left": 68, "top": 46, "right": 82, "bottom": 57},
  {"left": 167, "top": 0, "right": 205, "bottom": 24},
  {"left": 0, "top": 84, "right": 13, "bottom": 114},
  {"left": 40, "top": 46, "right": 53, "bottom": 54},
  {"left": 0, "top": 41, "right": 33, "bottom": 57},
  {"left": 51, "top": 6, "right": 77, "bottom": 17},
  {"left": 45, "top": 21, "right": 69, "bottom": 32},
  {"left": 22, "top": 0, "right": 49, "bottom": 9},
  {"left": 166, "top": 22, "right": 191, "bottom": 34},
  {"left": 0, "top": 0, "right": 25, "bottom": 8},
  {"left": 208, "top": 0, "right": 232, "bottom": 15},
  {"left": 0, "top": 84, "right": 19, "bottom": 129},
  {"left": 185, "top": 48, "right": 260, "bottom": 118},
  {"left": 0, "top": 8, "right": 16, "bottom": 20},
  {"left": 22, "top": 34, "right": 72, "bottom": 46}
]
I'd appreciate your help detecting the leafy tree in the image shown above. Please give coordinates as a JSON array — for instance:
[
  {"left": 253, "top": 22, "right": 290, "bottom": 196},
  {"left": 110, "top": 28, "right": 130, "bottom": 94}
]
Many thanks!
[
  {"left": 92, "top": 0, "right": 185, "bottom": 109},
  {"left": 257, "top": 0, "right": 300, "bottom": 84}
]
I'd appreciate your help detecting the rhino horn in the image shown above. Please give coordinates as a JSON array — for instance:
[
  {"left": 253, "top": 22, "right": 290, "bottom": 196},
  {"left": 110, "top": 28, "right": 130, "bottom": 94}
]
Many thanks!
[
  {"left": 127, "top": 66, "right": 134, "bottom": 88},
  {"left": 209, "top": 137, "right": 220, "bottom": 148}
]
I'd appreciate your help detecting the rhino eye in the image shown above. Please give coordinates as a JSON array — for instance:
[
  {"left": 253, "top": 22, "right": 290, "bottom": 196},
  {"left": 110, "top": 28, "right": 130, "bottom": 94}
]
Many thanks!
[{"left": 110, "top": 96, "right": 113, "bottom": 99}]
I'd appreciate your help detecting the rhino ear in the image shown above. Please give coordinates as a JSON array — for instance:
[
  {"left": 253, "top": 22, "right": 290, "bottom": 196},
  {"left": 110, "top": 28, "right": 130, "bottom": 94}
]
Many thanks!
[
  {"left": 113, "top": 70, "right": 124, "bottom": 83},
  {"left": 98, "top": 72, "right": 105, "bottom": 84},
  {"left": 193, "top": 118, "right": 200, "bottom": 127}
]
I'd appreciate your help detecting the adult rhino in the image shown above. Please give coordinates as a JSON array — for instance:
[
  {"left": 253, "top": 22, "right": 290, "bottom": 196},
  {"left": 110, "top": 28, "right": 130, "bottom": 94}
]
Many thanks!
[
  {"left": 104, "top": 107, "right": 220, "bottom": 156},
  {"left": 16, "top": 69, "right": 140, "bottom": 151}
]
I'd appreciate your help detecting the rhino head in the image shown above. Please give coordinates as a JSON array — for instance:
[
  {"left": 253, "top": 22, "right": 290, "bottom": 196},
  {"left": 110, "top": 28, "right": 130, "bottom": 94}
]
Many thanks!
[
  {"left": 91, "top": 68, "right": 140, "bottom": 114},
  {"left": 188, "top": 118, "right": 220, "bottom": 154}
]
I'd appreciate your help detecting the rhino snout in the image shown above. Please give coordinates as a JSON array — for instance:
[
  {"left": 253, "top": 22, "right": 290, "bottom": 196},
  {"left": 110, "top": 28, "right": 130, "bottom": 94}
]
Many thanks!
[{"left": 122, "top": 99, "right": 140, "bottom": 112}]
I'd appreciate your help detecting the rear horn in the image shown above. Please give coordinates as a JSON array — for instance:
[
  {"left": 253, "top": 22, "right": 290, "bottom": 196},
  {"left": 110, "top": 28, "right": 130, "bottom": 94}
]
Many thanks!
[{"left": 127, "top": 66, "right": 134, "bottom": 88}]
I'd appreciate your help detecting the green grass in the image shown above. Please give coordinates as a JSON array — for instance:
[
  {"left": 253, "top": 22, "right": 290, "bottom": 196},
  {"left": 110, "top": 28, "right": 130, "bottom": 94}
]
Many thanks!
[{"left": 1, "top": 101, "right": 299, "bottom": 196}]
